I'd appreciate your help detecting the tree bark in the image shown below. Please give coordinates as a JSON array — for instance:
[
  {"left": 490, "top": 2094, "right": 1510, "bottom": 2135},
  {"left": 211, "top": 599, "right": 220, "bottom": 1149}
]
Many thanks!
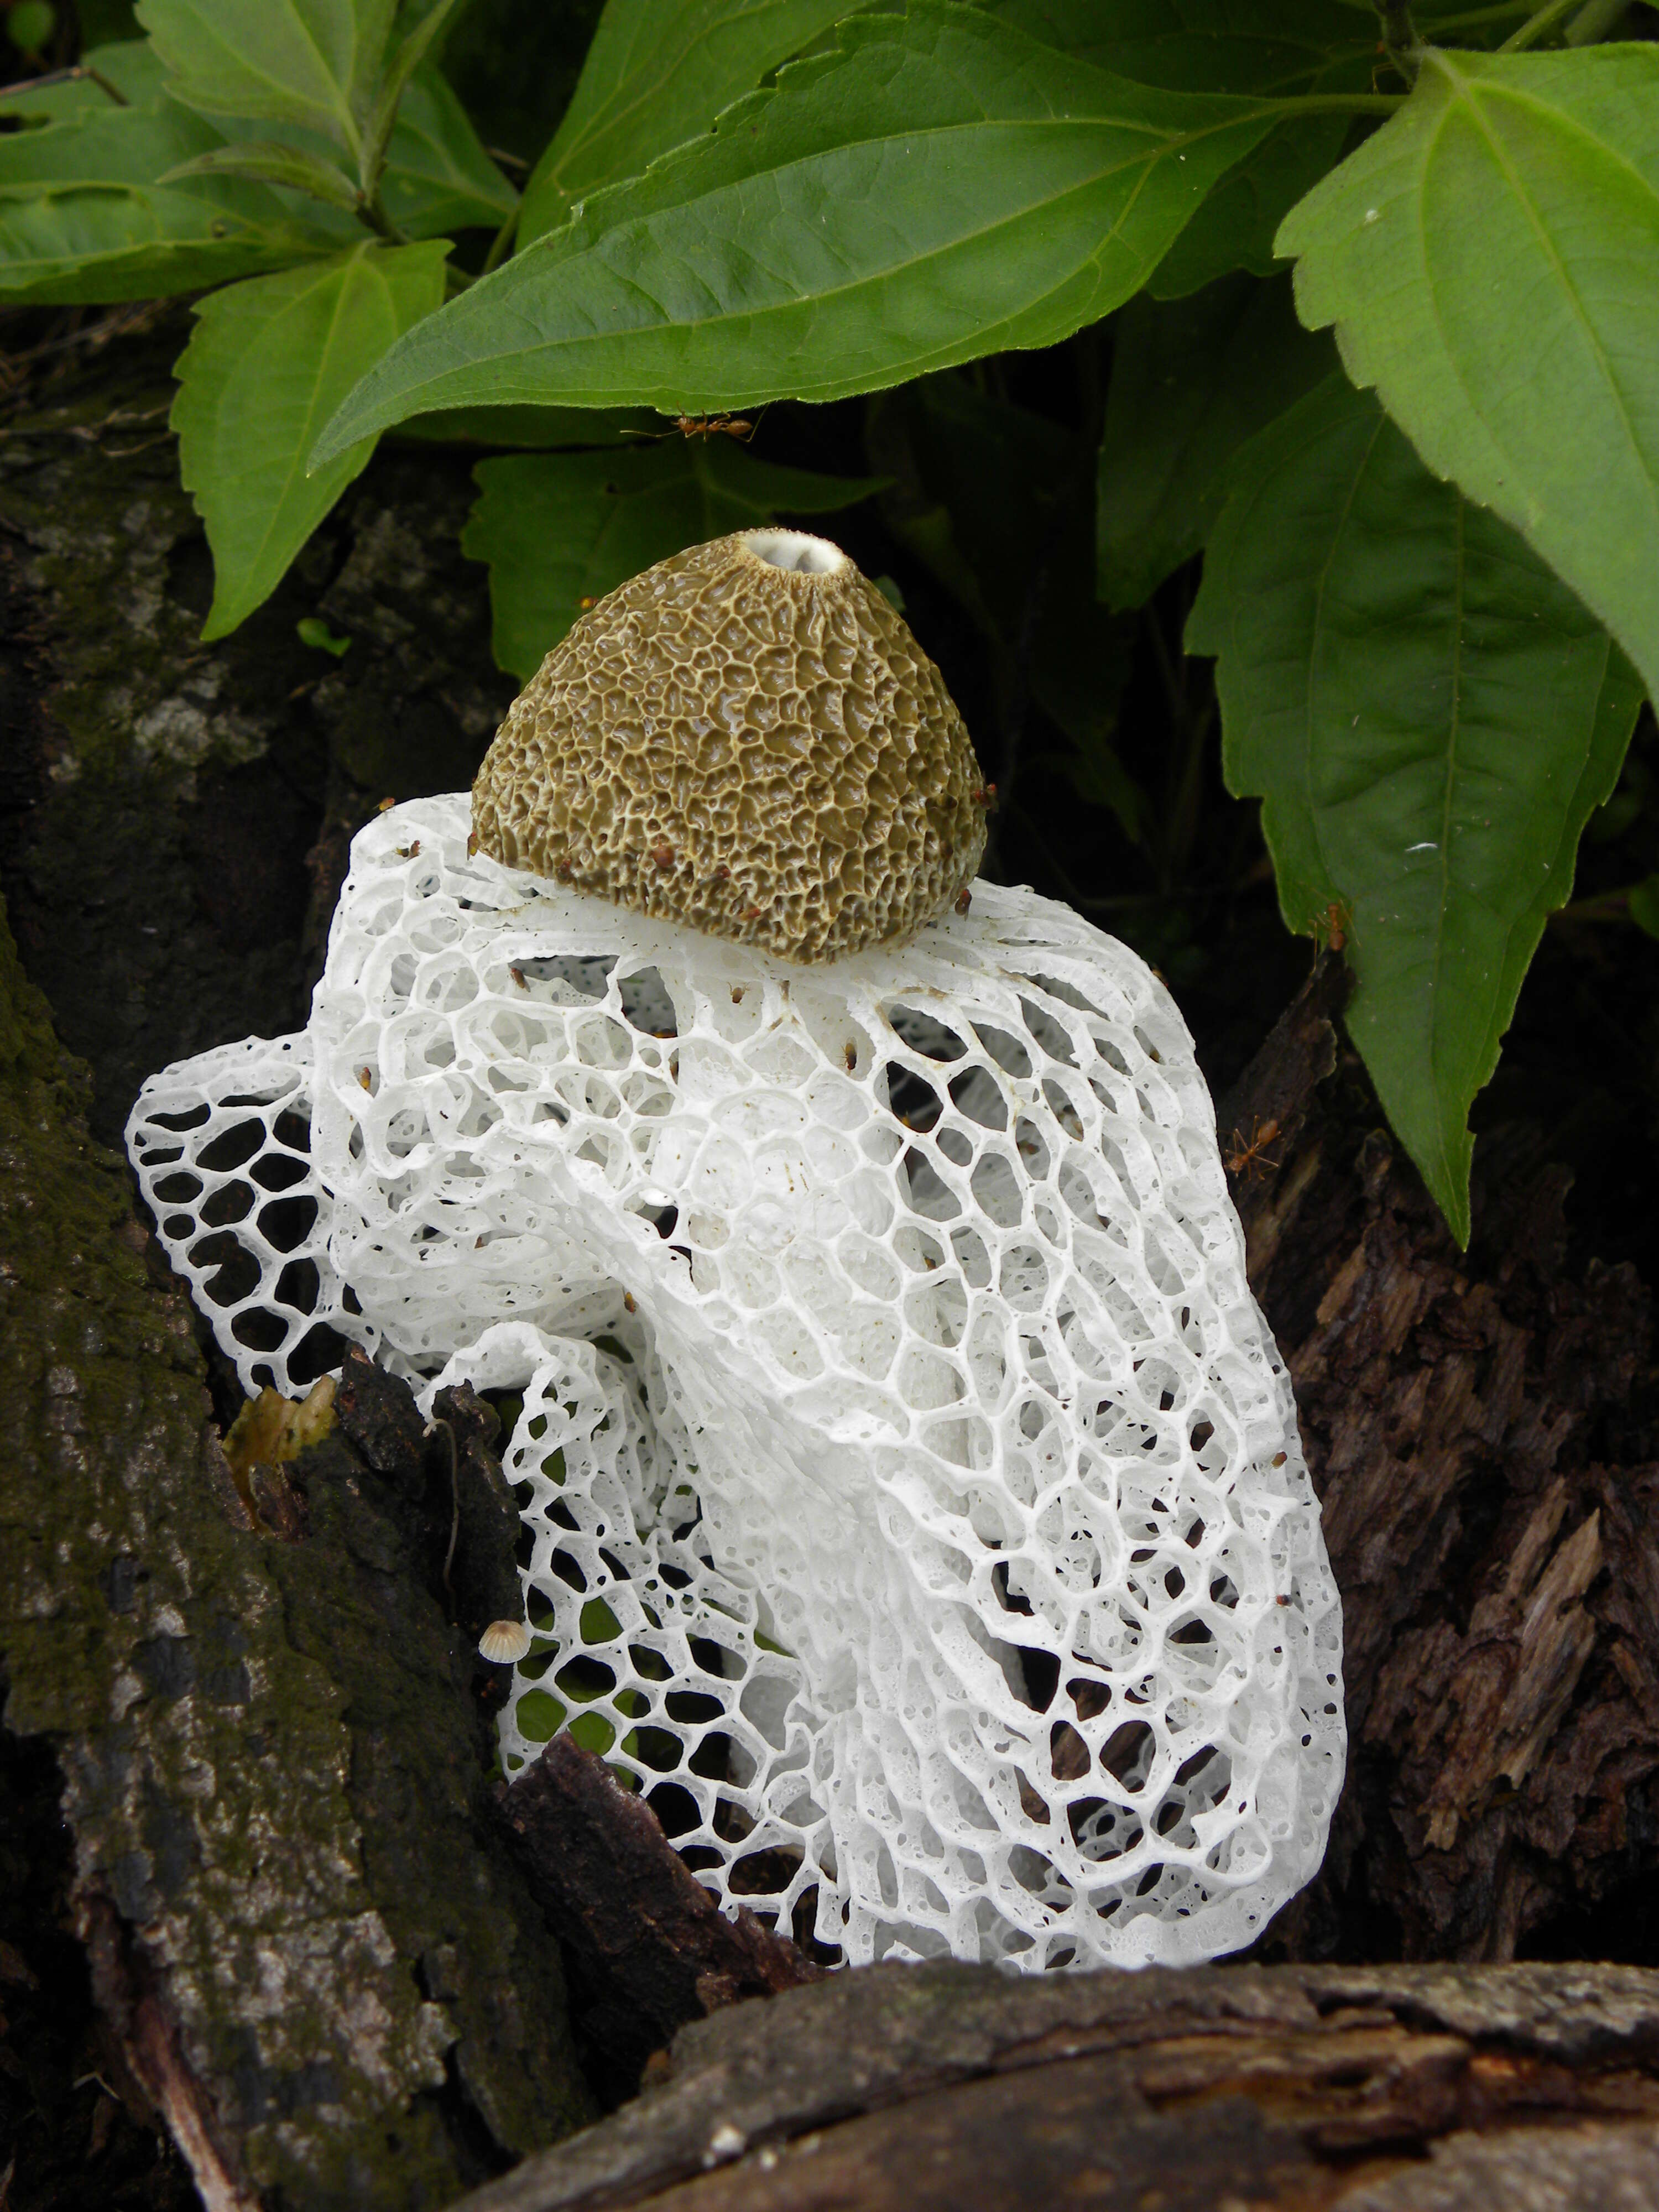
[
  {"left": 0, "top": 321, "right": 594, "bottom": 2211},
  {"left": 0, "top": 905, "right": 596, "bottom": 2208},
  {"left": 441, "top": 1956, "right": 1659, "bottom": 2212},
  {"left": 1216, "top": 964, "right": 1659, "bottom": 1967}
]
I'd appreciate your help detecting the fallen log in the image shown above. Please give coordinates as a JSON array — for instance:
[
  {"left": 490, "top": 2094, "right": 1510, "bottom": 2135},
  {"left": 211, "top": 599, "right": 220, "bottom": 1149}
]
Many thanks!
[{"left": 444, "top": 1957, "right": 1659, "bottom": 2212}]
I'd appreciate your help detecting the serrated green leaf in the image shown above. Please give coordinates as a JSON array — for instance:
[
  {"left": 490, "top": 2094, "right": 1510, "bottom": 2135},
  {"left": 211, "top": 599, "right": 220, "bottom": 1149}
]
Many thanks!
[
  {"left": 0, "top": 89, "right": 238, "bottom": 191},
  {"left": 312, "top": 4, "right": 1285, "bottom": 460},
  {"left": 1186, "top": 373, "right": 1644, "bottom": 1245},
  {"left": 174, "top": 239, "right": 450, "bottom": 640},
  {"left": 987, "top": 2, "right": 1483, "bottom": 296},
  {"left": 135, "top": 0, "right": 398, "bottom": 160},
  {"left": 160, "top": 138, "right": 363, "bottom": 212},
  {"left": 988, "top": 0, "right": 1377, "bottom": 93},
  {"left": 992, "top": 5, "right": 1364, "bottom": 298},
  {"left": 0, "top": 60, "right": 348, "bottom": 301},
  {"left": 1097, "top": 272, "right": 1334, "bottom": 609},
  {"left": 1276, "top": 44, "right": 1659, "bottom": 709},
  {"left": 0, "top": 191, "right": 335, "bottom": 304},
  {"left": 1147, "top": 112, "right": 1348, "bottom": 294},
  {"left": 518, "top": 0, "right": 855, "bottom": 246},
  {"left": 379, "top": 64, "right": 515, "bottom": 236},
  {"left": 990, "top": 0, "right": 1525, "bottom": 84},
  {"left": 462, "top": 440, "right": 884, "bottom": 681}
]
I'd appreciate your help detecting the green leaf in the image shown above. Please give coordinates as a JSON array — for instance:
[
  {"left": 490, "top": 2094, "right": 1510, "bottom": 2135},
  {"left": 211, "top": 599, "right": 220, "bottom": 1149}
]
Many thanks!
[
  {"left": 0, "top": 55, "right": 355, "bottom": 301},
  {"left": 0, "top": 99, "right": 341, "bottom": 302},
  {"left": 1629, "top": 875, "right": 1659, "bottom": 938},
  {"left": 174, "top": 239, "right": 450, "bottom": 640},
  {"left": 1276, "top": 44, "right": 1659, "bottom": 711},
  {"left": 135, "top": 0, "right": 399, "bottom": 161},
  {"left": 297, "top": 615, "right": 352, "bottom": 654},
  {"left": 1097, "top": 272, "right": 1334, "bottom": 609},
  {"left": 461, "top": 439, "right": 883, "bottom": 681},
  {"left": 1147, "top": 113, "right": 1348, "bottom": 295},
  {"left": 988, "top": 0, "right": 1378, "bottom": 93},
  {"left": 513, "top": 1688, "right": 564, "bottom": 1742},
  {"left": 379, "top": 65, "right": 517, "bottom": 236},
  {"left": 311, "top": 4, "right": 1284, "bottom": 459},
  {"left": 8, "top": 2, "right": 58, "bottom": 59},
  {"left": 988, "top": 0, "right": 1519, "bottom": 86},
  {"left": 0, "top": 192, "right": 330, "bottom": 304},
  {"left": 0, "top": 38, "right": 163, "bottom": 118},
  {"left": 1187, "top": 373, "right": 1644, "bottom": 1245},
  {"left": 0, "top": 90, "right": 238, "bottom": 190},
  {"left": 980, "top": 2, "right": 1400, "bottom": 296},
  {"left": 391, "top": 402, "right": 661, "bottom": 446},
  {"left": 361, "top": 0, "right": 461, "bottom": 192},
  {"left": 159, "top": 138, "right": 363, "bottom": 213},
  {"left": 518, "top": 0, "right": 856, "bottom": 246},
  {"left": 869, "top": 370, "right": 1142, "bottom": 838}
]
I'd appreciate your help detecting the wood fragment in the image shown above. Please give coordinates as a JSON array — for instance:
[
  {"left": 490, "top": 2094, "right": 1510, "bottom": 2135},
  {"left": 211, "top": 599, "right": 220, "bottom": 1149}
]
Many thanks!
[{"left": 496, "top": 1737, "right": 824, "bottom": 2101}]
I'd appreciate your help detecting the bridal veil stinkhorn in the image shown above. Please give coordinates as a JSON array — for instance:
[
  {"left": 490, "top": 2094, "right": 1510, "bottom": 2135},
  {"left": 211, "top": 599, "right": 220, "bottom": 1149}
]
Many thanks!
[{"left": 128, "top": 528, "right": 1344, "bottom": 1972}]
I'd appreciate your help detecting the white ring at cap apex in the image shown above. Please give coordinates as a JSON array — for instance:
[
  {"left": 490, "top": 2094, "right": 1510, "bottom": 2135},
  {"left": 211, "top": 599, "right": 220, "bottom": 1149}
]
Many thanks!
[{"left": 738, "top": 528, "right": 848, "bottom": 576}]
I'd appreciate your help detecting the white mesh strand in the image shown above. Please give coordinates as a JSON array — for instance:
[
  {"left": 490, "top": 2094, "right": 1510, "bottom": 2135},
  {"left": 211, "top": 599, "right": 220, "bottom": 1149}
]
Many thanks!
[{"left": 127, "top": 795, "right": 1344, "bottom": 1970}]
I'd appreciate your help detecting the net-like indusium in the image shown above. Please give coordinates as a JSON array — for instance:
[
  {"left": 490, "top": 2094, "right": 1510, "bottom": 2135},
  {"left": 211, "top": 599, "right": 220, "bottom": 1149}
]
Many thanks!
[{"left": 127, "top": 795, "right": 1343, "bottom": 1971}]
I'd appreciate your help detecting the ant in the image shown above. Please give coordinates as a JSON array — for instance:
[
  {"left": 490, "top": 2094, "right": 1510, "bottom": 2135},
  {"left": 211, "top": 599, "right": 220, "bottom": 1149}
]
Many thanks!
[
  {"left": 625, "top": 409, "right": 764, "bottom": 445},
  {"left": 1311, "top": 899, "right": 1352, "bottom": 956},
  {"left": 1224, "top": 1116, "right": 1282, "bottom": 1183}
]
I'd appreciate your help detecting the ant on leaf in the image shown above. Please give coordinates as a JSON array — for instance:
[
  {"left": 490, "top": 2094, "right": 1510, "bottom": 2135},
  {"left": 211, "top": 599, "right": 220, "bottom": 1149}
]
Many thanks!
[
  {"left": 625, "top": 407, "right": 768, "bottom": 445},
  {"left": 1310, "top": 899, "right": 1352, "bottom": 956}
]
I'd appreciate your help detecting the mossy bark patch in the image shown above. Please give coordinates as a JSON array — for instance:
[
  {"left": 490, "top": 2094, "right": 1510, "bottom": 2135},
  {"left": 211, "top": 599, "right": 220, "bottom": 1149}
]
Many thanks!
[
  {"left": 0, "top": 900, "right": 591, "bottom": 2208},
  {"left": 0, "top": 320, "right": 510, "bottom": 1149}
]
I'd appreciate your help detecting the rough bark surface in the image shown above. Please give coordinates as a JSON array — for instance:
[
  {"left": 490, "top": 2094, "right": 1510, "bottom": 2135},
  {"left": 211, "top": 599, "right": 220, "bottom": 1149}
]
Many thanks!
[
  {"left": 1215, "top": 965, "right": 1659, "bottom": 1968},
  {"left": 0, "top": 319, "right": 510, "bottom": 1158},
  {"left": 0, "top": 890, "right": 592, "bottom": 2212},
  {"left": 446, "top": 1957, "right": 1659, "bottom": 2212}
]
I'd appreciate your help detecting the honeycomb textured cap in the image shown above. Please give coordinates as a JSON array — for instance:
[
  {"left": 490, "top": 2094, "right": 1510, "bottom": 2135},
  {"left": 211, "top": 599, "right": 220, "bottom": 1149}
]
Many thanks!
[{"left": 472, "top": 529, "right": 988, "bottom": 963}]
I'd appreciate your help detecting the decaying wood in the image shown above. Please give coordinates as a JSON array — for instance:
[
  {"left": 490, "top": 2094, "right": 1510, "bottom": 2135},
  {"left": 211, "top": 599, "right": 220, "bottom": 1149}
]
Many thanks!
[
  {"left": 497, "top": 1738, "right": 824, "bottom": 2102},
  {"left": 0, "top": 782, "right": 591, "bottom": 2201},
  {"left": 1217, "top": 965, "right": 1659, "bottom": 1964},
  {"left": 446, "top": 1957, "right": 1659, "bottom": 2211}
]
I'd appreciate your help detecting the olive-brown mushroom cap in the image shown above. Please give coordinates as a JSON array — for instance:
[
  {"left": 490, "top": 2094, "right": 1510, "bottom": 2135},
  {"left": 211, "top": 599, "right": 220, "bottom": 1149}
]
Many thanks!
[{"left": 471, "top": 529, "right": 988, "bottom": 963}]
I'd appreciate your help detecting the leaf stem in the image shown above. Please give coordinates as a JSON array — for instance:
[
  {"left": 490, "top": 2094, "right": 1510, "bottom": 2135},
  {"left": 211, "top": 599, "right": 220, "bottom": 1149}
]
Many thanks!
[
  {"left": 1499, "top": 0, "right": 1582, "bottom": 46},
  {"left": 1374, "top": 1, "right": 1422, "bottom": 84},
  {"left": 2, "top": 60, "right": 129, "bottom": 104},
  {"left": 1289, "top": 93, "right": 1408, "bottom": 116},
  {"left": 481, "top": 205, "right": 520, "bottom": 277},
  {"left": 1565, "top": 0, "right": 1630, "bottom": 41},
  {"left": 358, "top": 191, "right": 409, "bottom": 247}
]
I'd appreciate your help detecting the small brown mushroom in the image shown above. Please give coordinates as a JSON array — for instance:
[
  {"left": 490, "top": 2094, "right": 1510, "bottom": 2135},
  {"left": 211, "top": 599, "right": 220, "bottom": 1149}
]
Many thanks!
[{"left": 471, "top": 530, "right": 987, "bottom": 963}]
